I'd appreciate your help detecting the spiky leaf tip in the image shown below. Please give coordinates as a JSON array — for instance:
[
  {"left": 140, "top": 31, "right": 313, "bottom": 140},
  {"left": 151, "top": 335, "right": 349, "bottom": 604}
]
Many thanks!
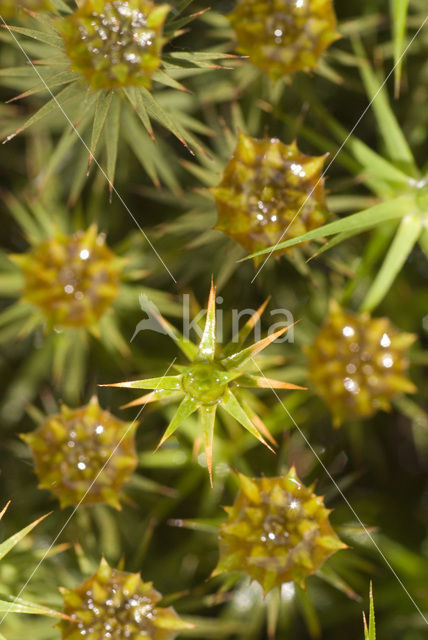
[
  {"left": 59, "top": 0, "right": 170, "bottom": 90},
  {"left": 21, "top": 396, "right": 137, "bottom": 509},
  {"left": 10, "top": 224, "right": 123, "bottom": 330},
  {"left": 215, "top": 468, "right": 346, "bottom": 593},
  {"left": 228, "top": 0, "right": 340, "bottom": 80},
  {"left": 211, "top": 133, "right": 331, "bottom": 261},
  {"left": 60, "top": 558, "right": 191, "bottom": 639},
  {"left": 306, "top": 301, "right": 417, "bottom": 427}
]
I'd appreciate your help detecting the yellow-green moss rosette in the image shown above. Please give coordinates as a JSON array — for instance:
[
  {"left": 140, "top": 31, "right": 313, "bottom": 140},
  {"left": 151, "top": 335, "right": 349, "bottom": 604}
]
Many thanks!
[
  {"left": 21, "top": 396, "right": 137, "bottom": 509},
  {"left": 306, "top": 302, "right": 417, "bottom": 426},
  {"left": 214, "top": 469, "right": 345, "bottom": 592},
  {"left": 59, "top": 0, "right": 170, "bottom": 90},
  {"left": 60, "top": 558, "right": 192, "bottom": 639},
  {"left": 228, "top": 0, "right": 340, "bottom": 80},
  {"left": 10, "top": 224, "right": 123, "bottom": 331},
  {"left": 211, "top": 133, "right": 330, "bottom": 260}
]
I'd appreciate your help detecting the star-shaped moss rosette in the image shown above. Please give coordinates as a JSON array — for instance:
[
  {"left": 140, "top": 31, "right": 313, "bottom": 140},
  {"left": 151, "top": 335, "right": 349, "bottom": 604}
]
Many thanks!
[
  {"left": 60, "top": 558, "right": 192, "bottom": 639},
  {"left": 10, "top": 224, "right": 123, "bottom": 331},
  {"left": 1, "top": 1, "right": 232, "bottom": 197},
  {"left": 305, "top": 302, "right": 417, "bottom": 427},
  {"left": 210, "top": 132, "right": 331, "bottom": 261},
  {"left": 21, "top": 396, "right": 137, "bottom": 509},
  {"left": 228, "top": 0, "right": 340, "bottom": 81},
  {"left": 105, "top": 282, "right": 304, "bottom": 484},
  {"left": 214, "top": 469, "right": 346, "bottom": 593}
]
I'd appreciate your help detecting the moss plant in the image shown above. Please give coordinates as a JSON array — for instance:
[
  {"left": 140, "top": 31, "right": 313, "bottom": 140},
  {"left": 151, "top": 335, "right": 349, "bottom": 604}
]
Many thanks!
[
  {"left": 21, "top": 396, "right": 138, "bottom": 509},
  {"left": 306, "top": 301, "right": 416, "bottom": 426},
  {"left": 0, "top": 195, "right": 180, "bottom": 407},
  {"left": 1, "top": 2, "right": 428, "bottom": 639},
  {"left": 10, "top": 224, "right": 123, "bottom": 330},
  {"left": 105, "top": 281, "right": 304, "bottom": 484},
  {"left": 214, "top": 469, "right": 345, "bottom": 592},
  {"left": 211, "top": 132, "right": 331, "bottom": 260},
  {"left": 228, "top": 0, "right": 340, "bottom": 79},
  {"left": 60, "top": 558, "right": 192, "bottom": 639},
  {"left": 59, "top": 0, "right": 171, "bottom": 90},
  {"left": 0, "top": 0, "right": 231, "bottom": 194}
]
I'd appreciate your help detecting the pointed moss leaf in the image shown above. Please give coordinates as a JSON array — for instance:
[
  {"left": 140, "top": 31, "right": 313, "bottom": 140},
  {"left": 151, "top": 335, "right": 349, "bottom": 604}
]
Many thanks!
[
  {"left": 0, "top": 598, "right": 63, "bottom": 618},
  {"left": 198, "top": 282, "right": 216, "bottom": 360},
  {"left": 0, "top": 514, "right": 47, "bottom": 562},
  {"left": 68, "top": 144, "right": 93, "bottom": 205},
  {"left": 52, "top": 0, "right": 72, "bottom": 12},
  {"left": 123, "top": 87, "right": 152, "bottom": 136},
  {"left": 41, "top": 113, "right": 92, "bottom": 188},
  {"left": 220, "top": 389, "right": 269, "bottom": 446},
  {"left": 223, "top": 300, "right": 269, "bottom": 355},
  {"left": 90, "top": 91, "right": 113, "bottom": 159},
  {"left": 105, "top": 94, "right": 121, "bottom": 187},
  {"left": 114, "top": 375, "right": 183, "bottom": 391},
  {"left": 392, "top": 0, "right": 410, "bottom": 95},
  {"left": 353, "top": 37, "right": 417, "bottom": 173},
  {"left": 200, "top": 404, "right": 217, "bottom": 485},
  {"left": 60, "top": 332, "right": 87, "bottom": 403},
  {"left": 170, "top": 0, "right": 197, "bottom": 14},
  {"left": 5, "top": 70, "right": 74, "bottom": 102},
  {"left": 3, "top": 25, "right": 64, "bottom": 49},
  {"left": 156, "top": 615, "right": 194, "bottom": 631},
  {"left": 296, "top": 585, "right": 322, "bottom": 638},
  {"left": 0, "top": 303, "right": 34, "bottom": 332},
  {"left": 361, "top": 213, "right": 422, "bottom": 312},
  {"left": 153, "top": 69, "right": 188, "bottom": 92},
  {"left": 418, "top": 228, "right": 428, "bottom": 259},
  {"left": 123, "top": 113, "right": 160, "bottom": 187},
  {"left": 368, "top": 586, "right": 376, "bottom": 640},
  {"left": 148, "top": 312, "right": 199, "bottom": 361},
  {"left": 165, "top": 51, "right": 233, "bottom": 67},
  {"left": 347, "top": 135, "right": 411, "bottom": 186},
  {"left": 139, "top": 87, "right": 191, "bottom": 148},
  {"left": 317, "top": 566, "right": 360, "bottom": 601},
  {"left": 245, "top": 194, "right": 415, "bottom": 260},
  {"left": 4, "top": 194, "right": 50, "bottom": 243},
  {"left": 310, "top": 229, "right": 358, "bottom": 259},
  {"left": 158, "top": 395, "right": 199, "bottom": 446},
  {"left": 98, "top": 313, "right": 130, "bottom": 357},
  {"left": 222, "top": 328, "right": 289, "bottom": 370},
  {"left": 364, "top": 584, "right": 376, "bottom": 640},
  {"left": 4, "top": 84, "right": 85, "bottom": 140}
]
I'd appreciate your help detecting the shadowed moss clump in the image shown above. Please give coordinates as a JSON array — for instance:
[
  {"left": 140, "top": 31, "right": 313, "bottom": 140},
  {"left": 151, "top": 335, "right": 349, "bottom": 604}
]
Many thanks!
[
  {"left": 211, "top": 133, "right": 330, "bottom": 259},
  {"left": 21, "top": 396, "right": 137, "bottom": 509},
  {"left": 59, "top": 0, "right": 170, "bottom": 90},
  {"left": 215, "top": 469, "right": 345, "bottom": 592},
  {"left": 228, "top": 0, "right": 339, "bottom": 80},
  {"left": 60, "top": 558, "right": 191, "bottom": 639},
  {"left": 10, "top": 224, "right": 123, "bottom": 330},
  {"left": 306, "top": 302, "right": 417, "bottom": 426}
]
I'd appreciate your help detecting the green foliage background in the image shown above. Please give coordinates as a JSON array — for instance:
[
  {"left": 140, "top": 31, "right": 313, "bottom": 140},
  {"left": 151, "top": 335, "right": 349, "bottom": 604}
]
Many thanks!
[{"left": 0, "top": 0, "right": 427, "bottom": 639}]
